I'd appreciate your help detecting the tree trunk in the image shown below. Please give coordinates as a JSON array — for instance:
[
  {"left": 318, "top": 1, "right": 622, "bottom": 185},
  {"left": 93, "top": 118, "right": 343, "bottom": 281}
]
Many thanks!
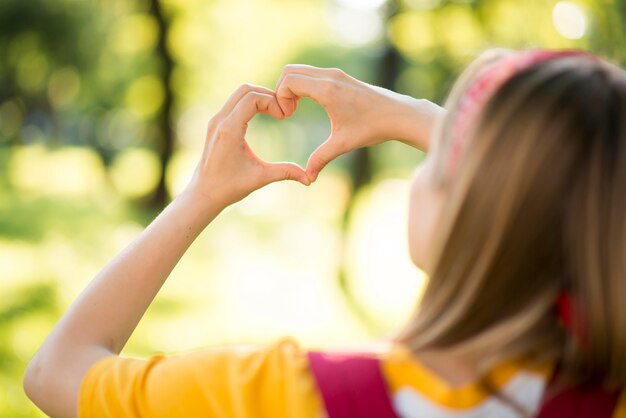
[
  {"left": 148, "top": 0, "right": 175, "bottom": 209},
  {"left": 336, "top": 0, "right": 403, "bottom": 333}
]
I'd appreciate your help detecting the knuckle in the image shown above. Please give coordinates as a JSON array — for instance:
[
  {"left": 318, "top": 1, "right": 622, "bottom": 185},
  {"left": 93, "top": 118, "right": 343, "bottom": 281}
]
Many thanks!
[
  {"left": 281, "top": 74, "right": 296, "bottom": 89},
  {"left": 277, "top": 67, "right": 292, "bottom": 84},
  {"left": 243, "top": 91, "right": 263, "bottom": 108},
  {"left": 283, "top": 168, "right": 295, "bottom": 181},
  {"left": 243, "top": 91, "right": 260, "bottom": 100},
  {"left": 265, "top": 164, "right": 295, "bottom": 182},
  {"left": 284, "top": 64, "right": 298, "bottom": 73},
  {"left": 329, "top": 68, "right": 345, "bottom": 79},
  {"left": 238, "top": 83, "right": 254, "bottom": 94},
  {"left": 315, "top": 153, "right": 329, "bottom": 167},
  {"left": 207, "top": 117, "right": 219, "bottom": 132},
  {"left": 217, "top": 120, "right": 237, "bottom": 137},
  {"left": 320, "top": 81, "right": 339, "bottom": 99}
]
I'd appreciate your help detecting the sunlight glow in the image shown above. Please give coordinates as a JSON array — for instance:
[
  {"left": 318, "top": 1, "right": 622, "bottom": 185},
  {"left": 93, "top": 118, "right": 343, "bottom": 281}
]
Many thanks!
[
  {"left": 328, "top": 6, "right": 384, "bottom": 46},
  {"left": 347, "top": 180, "right": 426, "bottom": 328},
  {"left": 336, "top": 0, "right": 387, "bottom": 11},
  {"left": 166, "top": 149, "right": 198, "bottom": 197},
  {"left": 552, "top": 1, "right": 587, "bottom": 40},
  {"left": 8, "top": 146, "right": 105, "bottom": 195}
]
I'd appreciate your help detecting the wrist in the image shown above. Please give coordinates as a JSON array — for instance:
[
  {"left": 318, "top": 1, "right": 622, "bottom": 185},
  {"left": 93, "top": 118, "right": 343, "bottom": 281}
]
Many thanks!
[
  {"left": 386, "top": 96, "right": 446, "bottom": 152},
  {"left": 176, "top": 185, "right": 228, "bottom": 226}
]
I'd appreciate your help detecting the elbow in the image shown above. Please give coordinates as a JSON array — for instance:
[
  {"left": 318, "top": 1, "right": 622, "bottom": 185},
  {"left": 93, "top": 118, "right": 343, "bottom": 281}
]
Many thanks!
[
  {"left": 23, "top": 355, "right": 44, "bottom": 405},
  {"left": 23, "top": 343, "right": 109, "bottom": 418},
  {"left": 24, "top": 345, "right": 109, "bottom": 418},
  {"left": 23, "top": 356, "right": 62, "bottom": 418}
]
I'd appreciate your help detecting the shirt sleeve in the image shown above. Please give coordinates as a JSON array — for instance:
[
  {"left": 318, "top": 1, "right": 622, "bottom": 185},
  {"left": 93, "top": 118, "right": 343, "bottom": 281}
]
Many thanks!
[{"left": 78, "top": 337, "right": 325, "bottom": 418}]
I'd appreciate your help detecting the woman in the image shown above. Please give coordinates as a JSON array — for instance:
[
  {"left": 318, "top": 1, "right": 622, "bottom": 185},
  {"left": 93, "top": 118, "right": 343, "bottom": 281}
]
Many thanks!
[{"left": 24, "top": 49, "right": 626, "bottom": 417}]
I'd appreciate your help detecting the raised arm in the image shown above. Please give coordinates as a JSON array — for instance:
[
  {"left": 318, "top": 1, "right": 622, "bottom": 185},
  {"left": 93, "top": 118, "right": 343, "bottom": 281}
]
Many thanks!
[
  {"left": 275, "top": 64, "right": 447, "bottom": 181},
  {"left": 23, "top": 84, "right": 310, "bottom": 418}
]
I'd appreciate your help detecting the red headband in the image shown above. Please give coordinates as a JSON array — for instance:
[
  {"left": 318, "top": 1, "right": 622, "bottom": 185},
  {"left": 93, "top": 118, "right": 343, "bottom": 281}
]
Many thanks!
[{"left": 448, "top": 49, "right": 597, "bottom": 175}]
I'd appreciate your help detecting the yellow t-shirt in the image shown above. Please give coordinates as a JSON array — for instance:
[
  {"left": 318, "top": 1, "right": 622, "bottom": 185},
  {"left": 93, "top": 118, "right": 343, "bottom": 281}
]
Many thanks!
[{"left": 79, "top": 337, "right": 626, "bottom": 418}]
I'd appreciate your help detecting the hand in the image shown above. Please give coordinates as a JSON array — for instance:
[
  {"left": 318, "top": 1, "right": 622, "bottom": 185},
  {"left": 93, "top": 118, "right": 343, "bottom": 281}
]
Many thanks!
[
  {"left": 185, "top": 84, "right": 311, "bottom": 209},
  {"left": 275, "top": 65, "right": 442, "bottom": 181}
]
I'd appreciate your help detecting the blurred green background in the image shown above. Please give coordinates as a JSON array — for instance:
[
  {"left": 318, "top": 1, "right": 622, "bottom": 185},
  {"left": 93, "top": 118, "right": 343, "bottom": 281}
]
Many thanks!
[{"left": 1, "top": 0, "right": 625, "bottom": 415}]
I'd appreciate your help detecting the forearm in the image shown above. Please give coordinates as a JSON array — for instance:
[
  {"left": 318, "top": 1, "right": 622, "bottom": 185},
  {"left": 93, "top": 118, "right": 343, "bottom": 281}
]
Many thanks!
[{"left": 24, "top": 190, "right": 223, "bottom": 416}]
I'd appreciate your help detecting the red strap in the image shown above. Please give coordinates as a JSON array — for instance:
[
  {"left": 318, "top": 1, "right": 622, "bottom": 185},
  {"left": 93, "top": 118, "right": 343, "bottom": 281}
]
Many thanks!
[
  {"left": 308, "top": 350, "right": 622, "bottom": 418},
  {"left": 307, "top": 351, "right": 398, "bottom": 418},
  {"left": 537, "top": 386, "right": 621, "bottom": 418}
]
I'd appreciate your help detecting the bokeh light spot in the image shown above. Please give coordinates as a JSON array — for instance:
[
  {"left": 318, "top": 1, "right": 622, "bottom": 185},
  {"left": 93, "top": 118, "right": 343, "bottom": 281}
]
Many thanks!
[
  {"left": 9, "top": 145, "right": 106, "bottom": 196},
  {"left": 166, "top": 149, "right": 198, "bottom": 197},
  {"left": 389, "top": 11, "right": 436, "bottom": 56},
  {"left": 111, "top": 14, "right": 159, "bottom": 55},
  {"left": 347, "top": 179, "right": 426, "bottom": 328},
  {"left": 403, "top": 0, "right": 442, "bottom": 10},
  {"left": 0, "top": 240, "right": 44, "bottom": 285},
  {"left": 553, "top": 1, "right": 587, "bottom": 40},
  {"left": 435, "top": 5, "right": 485, "bottom": 57},
  {"left": 16, "top": 50, "right": 49, "bottom": 93},
  {"left": 336, "top": 0, "right": 387, "bottom": 12},
  {"left": 125, "top": 75, "right": 165, "bottom": 119},
  {"left": 328, "top": 7, "right": 384, "bottom": 47},
  {"left": 47, "top": 67, "right": 81, "bottom": 109},
  {"left": 110, "top": 148, "right": 162, "bottom": 198},
  {"left": 0, "top": 100, "right": 25, "bottom": 139}
]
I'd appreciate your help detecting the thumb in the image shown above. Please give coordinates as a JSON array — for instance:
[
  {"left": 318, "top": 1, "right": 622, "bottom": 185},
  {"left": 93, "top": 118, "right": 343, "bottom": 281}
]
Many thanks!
[
  {"left": 306, "top": 138, "right": 342, "bottom": 182},
  {"left": 264, "top": 162, "right": 311, "bottom": 186}
]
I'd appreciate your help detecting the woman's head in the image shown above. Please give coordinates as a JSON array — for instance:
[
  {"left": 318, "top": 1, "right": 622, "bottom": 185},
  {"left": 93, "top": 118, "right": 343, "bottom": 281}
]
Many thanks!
[
  {"left": 408, "top": 48, "right": 518, "bottom": 269},
  {"left": 404, "top": 49, "right": 626, "bottom": 387}
]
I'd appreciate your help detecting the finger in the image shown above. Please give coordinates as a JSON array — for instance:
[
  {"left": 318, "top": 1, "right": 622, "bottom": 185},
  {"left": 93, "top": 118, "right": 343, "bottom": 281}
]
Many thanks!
[
  {"left": 224, "top": 92, "right": 284, "bottom": 129},
  {"left": 276, "top": 74, "right": 332, "bottom": 117},
  {"left": 218, "top": 84, "right": 278, "bottom": 118},
  {"left": 263, "top": 161, "right": 311, "bottom": 186},
  {"left": 275, "top": 65, "right": 335, "bottom": 116},
  {"left": 275, "top": 64, "right": 344, "bottom": 93},
  {"left": 305, "top": 137, "right": 344, "bottom": 182}
]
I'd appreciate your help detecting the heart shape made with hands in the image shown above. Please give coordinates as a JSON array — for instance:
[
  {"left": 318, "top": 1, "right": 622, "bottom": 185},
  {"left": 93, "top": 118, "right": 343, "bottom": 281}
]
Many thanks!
[
  {"left": 272, "top": 64, "right": 390, "bottom": 183},
  {"left": 274, "top": 83, "right": 338, "bottom": 184},
  {"left": 233, "top": 85, "right": 334, "bottom": 184},
  {"left": 210, "top": 65, "right": 378, "bottom": 200},
  {"left": 198, "top": 83, "right": 331, "bottom": 206},
  {"left": 245, "top": 96, "right": 331, "bottom": 181}
]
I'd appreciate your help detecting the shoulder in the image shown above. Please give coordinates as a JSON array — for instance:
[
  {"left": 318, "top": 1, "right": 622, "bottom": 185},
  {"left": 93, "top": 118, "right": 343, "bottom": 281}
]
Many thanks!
[{"left": 78, "top": 337, "right": 323, "bottom": 418}]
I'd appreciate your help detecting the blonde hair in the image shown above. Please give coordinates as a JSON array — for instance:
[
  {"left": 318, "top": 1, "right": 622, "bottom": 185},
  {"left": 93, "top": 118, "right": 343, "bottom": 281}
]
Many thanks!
[{"left": 397, "top": 50, "right": 626, "bottom": 389}]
